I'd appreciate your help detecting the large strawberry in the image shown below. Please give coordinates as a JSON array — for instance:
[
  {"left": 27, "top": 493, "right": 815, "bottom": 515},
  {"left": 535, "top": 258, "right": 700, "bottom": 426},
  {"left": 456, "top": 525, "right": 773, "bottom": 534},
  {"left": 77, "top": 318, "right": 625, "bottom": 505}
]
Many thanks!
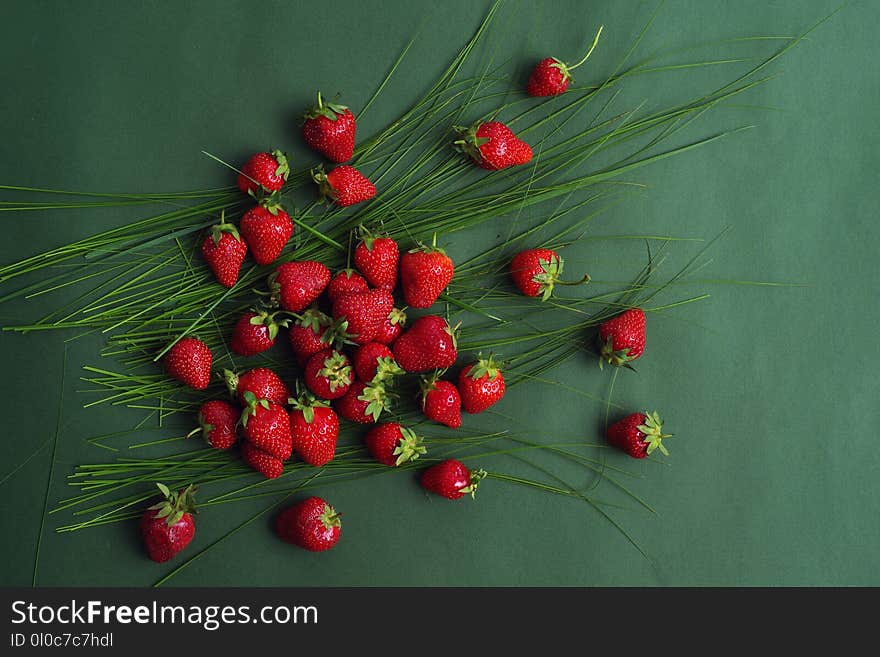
[
  {"left": 597, "top": 307, "right": 646, "bottom": 368},
  {"left": 241, "top": 442, "right": 284, "bottom": 479},
  {"left": 224, "top": 367, "right": 289, "bottom": 406},
  {"left": 275, "top": 497, "right": 341, "bottom": 552},
  {"left": 510, "top": 248, "right": 589, "bottom": 300},
  {"left": 240, "top": 392, "right": 292, "bottom": 460},
  {"left": 237, "top": 150, "right": 290, "bottom": 194},
  {"left": 607, "top": 411, "right": 672, "bottom": 459},
  {"left": 312, "top": 165, "right": 375, "bottom": 207},
  {"left": 140, "top": 483, "right": 197, "bottom": 563},
  {"left": 421, "top": 459, "right": 486, "bottom": 500},
  {"left": 459, "top": 355, "right": 505, "bottom": 414},
  {"left": 164, "top": 337, "right": 212, "bottom": 390},
  {"left": 365, "top": 423, "right": 427, "bottom": 467},
  {"left": 392, "top": 315, "right": 457, "bottom": 373},
  {"left": 332, "top": 288, "right": 394, "bottom": 345},
  {"left": 353, "top": 342, "right": 403, "bottom": 383},
  {"left": 240, "top": 195, "right": 293, "bottom": 266},
  {"left": 400, "top": 239, "right": 454, "bottom": 308},
  {"left": 420, "top": 376, "right": 462, "bottom": 429},
  {"left": 269, "top": 261, "right": 330, "bottom": 312},
  {"left": 375, "top": 306, "right": 407, "bottom": 345},
  {"left": 230, "top": 310, "right": 289, "bottom": 357},
  {"left": 302, "top": 92, "right": 356, "bottom": 163},
  {"left": 288, "top": 308, "right": 336, "bottom": 366},
  {"left": 304, "top": 349, "right": 353, "bottom": 400},
  {"left": 201, "top": 218, "right": 247, "bottom": 288},
  {"left": 353, "top": 228, "right": 399, "bottom": 291},
  {"left": 193, "top": 400, "right": 239, "bottom": 450},
  {"left": 333, "top": 381, "right": 390, "bottom": 424},
  {"left": 527, "top": 25, "right": 604, "bottom": 97},
  {"left": 288, "top": 394, "right": 339, "bottom": 467},
  {"left": 326, "top": 269, "right": 369, "bottom": 302},
  {"left": 453, "top": 121, "right": 532, "bottom": 170}
]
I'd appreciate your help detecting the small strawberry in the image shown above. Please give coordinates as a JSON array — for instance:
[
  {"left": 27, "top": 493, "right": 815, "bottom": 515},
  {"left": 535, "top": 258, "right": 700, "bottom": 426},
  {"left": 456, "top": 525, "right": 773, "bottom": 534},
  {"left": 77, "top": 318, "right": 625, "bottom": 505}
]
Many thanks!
[
  {"left": 326, "top": 268, "right": 369, "bottom": 302},
  {"left": 365, "top": 423, "right": 427, "bottom": 467},
  {"left": 193, "top": 400, "right": 239, "bottom": 450},
  {"left": 527, "top": 25, "right": 604, "bottom": 97},
  {"left": 230, "top": 310, "right": 289, "bottom": 357},
  {"left": 239, "top": 195, "right": 294, "bottom": 266},
  {"left": 304, "top": 349, "right": 353, "bottom": 400},
  {"left": 597, "top": 307, "right": 646, "bottom": 368},
  {"left": 237, "top": 150, "right": 290, "bottom": 194},
  {"left": 332, "top": 288, "right": 394, "bottom": 345},
  {"left": 333, "top": 380, "right": 390, "bottom": 424},
  {"left": 453, "top": 120, "right": 532, "bottom": 170},
  {"left": 140, "top": 483, "right": 197, "bottom": 563},
  {"left": 510, "top": 248, "right": 589, "bottom": 300},
  {"left": 420, "top": 376, "right": 462, "bottom": 429},
  {"left": 288, "top": 393, "right": 339, "bottom": 467},
  {"left": 459, "top": 355, "right": 505, "bottom": 414},
  {"left": 164, "top": 337, "right": 212, "bottom": 390},
  {"left": 275, "top": 497, "right": 341, "bottom": 552},
  {"left": 607, "top": 411, "right": 672, "bottom": 459},
  {"left": 353, "top": 228, "right": 399, "bottom": 291},
  {"left": 269, "top": 261, "right": 331, "bottom": 312},
  {"left": 421, "top": 459, "right": 486, "bottom": 500},
  {"left": 400, "top": 238, "right": 454, "bottom": 308},
  {"left": 240, "top": 392, "right": 292, "bottom": 460},
  {"left": 312, "top": 165, "right": 376, "bottom": 207},
  {"left": 392, "top": 315, "right": 458, "bottom": 373},
  {"left": 241, "top": 442, "right": 284, "bottom": 479},
  {"left": 224, "top": 367, "right": 289, "bottom": 406},
  {"left": 302, "top": 91, "right": 357, "bottom": 163},
  {"left": 201, "top": 217, "right": 247, "bottom": 288},
  {"left": 375, "top": 306, "right": 407, "bottom": 345},
  {"left": 288, "top": 308, "right": 336, "bottom": 366},
  {"left": 353, "top": 342, "right": 403, "bottom": 383}
]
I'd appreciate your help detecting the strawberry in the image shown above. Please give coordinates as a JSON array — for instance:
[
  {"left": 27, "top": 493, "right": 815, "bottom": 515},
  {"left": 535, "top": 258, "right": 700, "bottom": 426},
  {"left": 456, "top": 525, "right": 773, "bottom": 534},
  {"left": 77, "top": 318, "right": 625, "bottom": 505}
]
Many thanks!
[
  {"left": 239, "top": 195, "right": 293, "bottom": 266},
  {"left": 140, "top": 483, "right": 196, "bottom": 563},
  {"left": 597, "top": 307, "right": 646, "bottom": 368},
  {"left": 240, "top": 392, "right": 292, "bottom": 460},
  {"left": 332, "top": 288, "right": 394, "bottom": 345},
  {"left": 194, "top": 400, "right": 239, "bottom": 450},
  {"left": 375, "top": 306, "right": 407, "bottom": 345},
  {"left": 312, "top": 164, "right": 375, "bottom": 207},
  {"left": 224, "top": 367, "right": 289, "bottom": 406},
  {"left": 237, "top": 150, "right": 290, "bottom": 194},
  {"left": 164, "top": 337, "right": 212, "bottom": 390},
  {"left": 230, "top": 310, "right": 289, "bottom": 357},
  {"left": 510, "top": 248, "right": 589, "bottom": 300},
  {"left": 288, "top": 308, "right": 336, "bottom": 366},
  {"left": 459, "top": 355, "right": 505, "bottom": 414},
  {"left": 327, "top": 268, "right": 369, "bottom": 302},
  {"left": 365, "top": 423, "right": 427, "bottom": 467},
  {"left": 392, "top": 315, "right": 457, "bottom": 373},
  {"left": 241, "top": 442, "right": 284, "bottom": 479},
  {"left": 269, "top": 260, "right": 331, "bottom": 312},
  {"left": 607, "top": 411, "right": 672, "bottom": 459},
  {"left": 453, "top": 120, "right": 532, "bottom": 170},
  {"left": 201, "top": 218, "right": 247, "bottom": 288},
  {"left": 421, "top": 459, "right": 486, "bottom": 500},
  {"left": 333, "top": 380, "right": 390, "bottom": 424},
  {"left": 353, "top": 342, "right": 403, "bottom": 383},
  {"left": 527, "top": 25, "right": 604, "bottom": 97},
  {"left": 288, "top": 393, "right": 339, "bottom": 467},
  {"left": 275, "top": 497, "right": 341, "bottom": 552},
  {"left": 400, "top": 239, "right": 454, "bottom": 308},
  {"left": 302, "top": 91, "right": 356, "bottom": 163},
  {"left": 420, "top": 376, "right": 462, "bottom": 429},
  {"left": 353, "top": 228, "right": 399, "bottom": 291},
  {"left": 304, "top": 349, "right": 353, "bottom": 400}
]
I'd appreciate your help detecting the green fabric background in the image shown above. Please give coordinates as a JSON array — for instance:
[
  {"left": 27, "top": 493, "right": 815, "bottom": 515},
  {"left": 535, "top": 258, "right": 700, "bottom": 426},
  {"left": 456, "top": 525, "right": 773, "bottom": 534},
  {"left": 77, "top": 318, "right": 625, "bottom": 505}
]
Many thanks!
[{"left": 0, "top": 0, "right": 877, "bottom": 586}]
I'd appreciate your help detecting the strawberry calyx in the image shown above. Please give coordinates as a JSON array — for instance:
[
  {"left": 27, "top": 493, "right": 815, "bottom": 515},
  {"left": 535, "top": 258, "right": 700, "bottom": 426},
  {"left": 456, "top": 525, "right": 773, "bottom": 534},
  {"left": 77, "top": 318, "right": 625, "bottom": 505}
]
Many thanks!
[
  {"left": 249, "top": 309, "right": 290, "bottom": 341},
  {"left": 256, "top": 190, "right": 286, "bottom": 216},
  {"left": 550, "top": 24, "right": 605, "bottom": 81},
  {"left": 318, "top": 351, "right": 353, "bottom": 392},
  {"left": 466, "top": 354, "right": 502, "bottom": 381},
  {"left": 356, "top": 224, "right": 389, "bottom": 250},
  {"left": 288, "top": 391, "right": 330, "bottom": 424},
  {"left": 459, "top": 468, "right": 488, "bottom": 499},
  {"left": 359, "top": 382, "right": 391, "bottom": 422},
  {"left": 418, "top": 371, "right": 443, "bottom": 405},
  {"left": 387, "top": 306, "right": 407, "bottom": 328},
  {"left": 598, "top": 335, "right": 634, "bottom": 370},
  {"left": 240, "top": 390, "right": 270, "bottom": 427},
  {"left": 147, "top": 483, "right": 197, "bottom": 526},
  {"left": 320, "top": 502, "right": 342, "bottom": 530},
  {"left": 311, "top": 165, "right": 337, "bottom": 203},
  {"left": 222, "top": 368, "right": 239, "bottom": 398},
  {"left": 637, "top": 411, "right": 672, "bottom": 456},
  {"left": 304, "top": 91, "right": 349, "bottom": 122},
  {"left": 209, "top": 211, "right": 242, "bottom": 245},
  {"left": 294, "top": 307, "right": 332, "bottom": 333},
  {"left": 452, "top": 122, "right": 491, "bottom": 162},
  {"left": 372, "top": 356, "right": 404, "bottom": 383},
  {"left": 271, "top": 149, "right": 290, "bottom": 182},
  {"left": 531, "top": 255, "right": 590, "bottom": 301},
  {"left": 393, "top": 426, "right": 427, "bottom": 466}
]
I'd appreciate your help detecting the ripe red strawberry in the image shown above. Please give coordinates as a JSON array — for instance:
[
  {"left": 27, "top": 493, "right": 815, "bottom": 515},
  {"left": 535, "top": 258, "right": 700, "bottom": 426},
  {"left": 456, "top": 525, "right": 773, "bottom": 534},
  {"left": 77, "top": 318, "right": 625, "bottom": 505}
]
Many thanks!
[
  {"left": 240, "top": 196, "right": 293, "bottom": 266},
  {"left": 140, "top": 483, "right": 197, "bottom": 563},
  {"left": 201, "top": 219, "right": 247, "bottom": 288},
  {"left": 392, "top": 315, "right": 457, "bottom": 373},
  {"left": 353, "top": 229, "right": 399, "bottom": 291},
  {"left": 240, "top": 392, "right": 292, "bottom": 460},
  {"left": 304, "top": 349, "right": 353, "bottom": 400},
  {"left": 365, "top": 423, "right": 427, "bottom": 467},
  {"left": 269, "top": 261, "right": 331, "bottom": 312},
  {"left": 527, "top": 25, "right": 604, "bottom": 97},
  {"left": 597, "top": 307, "right": 646, "bottom": 368},
  {"left": 302, "top": 92, "right": 356, "bottom": 163},
  {"left": 332, "top": 288, "right": 394, "bottom": 345},
  {"left": 353, "top": 342, "right": 403, "bottom": 383},
  {"left": 333, "top": 381, "right": 389, "bottom": 424},
  {"left": 288, "top": 308, "right": 335, "bottom": 366},
  {"left": 420, "top": 376, "right": 462, "bottom": 429},
  {"left": 224, "top": 367, "right": 289, "bottom": 406},
  {"left": 326, "top": 268, "right": 369, "bottom": 302},
  {"left": 510, "top": 248, "right": 589, "bottom": 300},
  {"left": 288, "top": 394, "right": 339, "bottom": 467},
  {"left": 421, "top": 459, "right": 486, "bottom": 500},
  {"left": 400, "top": 240, "right": 454, "bottom": 308},
  {"left": 230, "top": 310, "right": 289, "bottom": 357},
  {"left": 375, "top": 306, "right": 407, "bottom": 345},
  {"left": 164, "top": 337, "right": 212, "bottom": 390},
  {"left": 237, "top": 150, "right": 290, "bottom": 194},
  {"left": 275, "top": 497, "right": 341, "bottom": 552},
  {"left": 194, "top": 400, "right": 239, "bottom": 450},
  {"left": 607, "top": 411, "right": 672, "bottom": 459},
  {"left": 312, "top": 165, "right": 375, "bottom": 207},
  {"left": 241, "top": 442, "right": 284, "bottom": 479},
  {"left": 453, "top": 121, "right": 532, "bottom": 170},
  {"left": 459, "top": 355, "right": 505, "bottom": 414}
]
